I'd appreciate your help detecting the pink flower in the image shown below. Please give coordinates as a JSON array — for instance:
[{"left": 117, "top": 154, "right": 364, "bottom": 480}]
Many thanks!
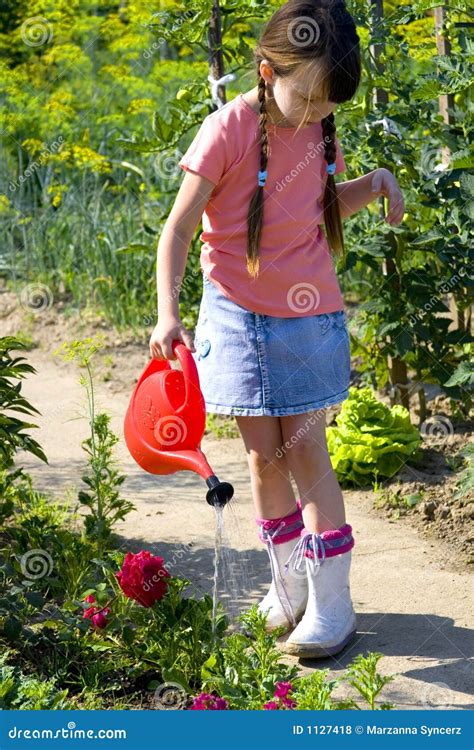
[
  {"left": 263, "top": 681, "right": 297, "bottom": 710},
  {"left": 116, "top": 550, "right": 170, "bottom": 607},
  {"left": 263, "top": 701, "right": 279, "bottom": 710},
  {"left": 274, "top": 681, "right": 293, "bottom": 699},
  {"left": 84, "top": 594, "right": 96, "bottom": 604},
  {"left": 190, "top": 693, "right": 228, "bottom": 710}
]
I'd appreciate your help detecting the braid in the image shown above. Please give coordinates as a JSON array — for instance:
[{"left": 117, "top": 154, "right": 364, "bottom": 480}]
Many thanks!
[
  {"left": 321, "top": 112, "right": 337, "bottom": 165},
  {"left": 321, "top": 111, "right": 345, "bottom": 257},
  {"left": 246, "top": 75, "right": 270, "bottom": 279}
]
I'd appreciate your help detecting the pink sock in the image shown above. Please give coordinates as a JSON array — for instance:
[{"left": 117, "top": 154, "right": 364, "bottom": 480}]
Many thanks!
[
  {"left": 256, "top": 502, "right": 304, "bottom": 545},
  {"left": 302, "top": 524, "right": 355, "bottom": 559}
]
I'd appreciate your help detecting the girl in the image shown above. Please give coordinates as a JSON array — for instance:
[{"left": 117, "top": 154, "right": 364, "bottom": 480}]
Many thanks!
[{"left": 149, "top": 0, "right": 404, "bottom": 658}]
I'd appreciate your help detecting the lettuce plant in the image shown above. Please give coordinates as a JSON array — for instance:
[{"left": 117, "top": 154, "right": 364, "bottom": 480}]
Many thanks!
[{"left": 327, "top": 387, "right": 422, "bottom": 487}]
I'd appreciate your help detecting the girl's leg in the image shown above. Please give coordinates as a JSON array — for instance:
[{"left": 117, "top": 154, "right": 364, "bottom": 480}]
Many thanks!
[
  {"left": 234, "top": 415, "right": 308, "bottom": 632},
  {"left": 279, "top": 409, "right": 357, "bottom": 657},
  {"left": 234, "top": 415, "right": 296, "bottom": 519},
  {"left": 279, "top": 408, "right": 345, "bottom": 533}
]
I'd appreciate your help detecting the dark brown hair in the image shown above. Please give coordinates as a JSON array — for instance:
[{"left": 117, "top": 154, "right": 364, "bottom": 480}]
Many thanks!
[{"left": 246, "top": 0, "right": 361, "bottom": 278}]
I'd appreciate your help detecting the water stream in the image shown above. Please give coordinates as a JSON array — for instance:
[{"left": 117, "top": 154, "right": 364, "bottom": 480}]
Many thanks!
[
  {"left": 211, "top": 498, "right": 251, "bottom": 634},
  {"left": 211, "top": 504, "right": 224, "bottom": 635}
]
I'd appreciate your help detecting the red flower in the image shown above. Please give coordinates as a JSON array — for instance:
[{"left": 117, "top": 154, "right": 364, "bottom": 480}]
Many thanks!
[
  {"left": 90, "top": 608, "right": 110, "bottom": 629},
  {"left": 116, "top": 550, "right": 170, "bottom": 607},
  {"left": 83, "top": 595, "right": 111, "bottom": 630}
]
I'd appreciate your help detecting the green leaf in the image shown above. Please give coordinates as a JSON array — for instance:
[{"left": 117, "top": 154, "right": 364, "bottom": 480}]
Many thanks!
[
  {"left": 444, "top": 361, "right": 474, "bottom": 388},
  {"left": 122, "top": 625, "right": 135, "bottom": 645},
  {"left": 24, "top": 591, "right": 44, "bottom": 610},
  {"left": 405, "top": 493, "right": 422, "bottom": 507},
  {"left": 115, "top": 243, "right": 150, "bottom": 254},
  {"left": 161, "top": 669, "right": 192, "bottom": 695},
  {"left": 3, "top": 616, "right": 22, "bottom": 640}
]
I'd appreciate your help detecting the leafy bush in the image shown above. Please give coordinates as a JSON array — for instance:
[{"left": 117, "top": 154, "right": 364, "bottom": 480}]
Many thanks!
[
  {"left": 291, "top": 652, "right": 396, "bottom": 710},
  {"left": 197, "top": 608, "right": 396, "bottom": 710},
  {"left": 0, "top": 651, "right": 72, "bottom": 710},
  {"left": 327, "top": 386, "right": 422, "bottom": 486},
  {"left": 200, "top": 607, "right": 299, "bottom": 709},
  {"left": 0, "top": 336, "right": 47, "bottom": 471}
]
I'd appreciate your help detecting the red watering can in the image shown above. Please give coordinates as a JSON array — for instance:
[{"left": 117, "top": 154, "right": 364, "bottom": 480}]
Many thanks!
[{"left": 123, "top": 340, "right": 234, "bottom": 507}]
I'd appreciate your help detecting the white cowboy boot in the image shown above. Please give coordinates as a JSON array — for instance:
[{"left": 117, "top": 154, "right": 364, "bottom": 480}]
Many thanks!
[
  {"left": 283, "top": 526, "right": 357, "bottom": 657},
  {"left": 256, "top": 504, "right": 308, "bottom": 633}
]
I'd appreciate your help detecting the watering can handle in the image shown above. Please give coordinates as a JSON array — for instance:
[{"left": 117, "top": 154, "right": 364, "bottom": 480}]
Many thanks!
[{"left": 171, "top": 340, "right": 201, "bottom": 411}]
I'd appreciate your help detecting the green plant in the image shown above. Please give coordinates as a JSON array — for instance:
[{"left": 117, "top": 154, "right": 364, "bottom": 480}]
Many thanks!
[
  {"left": 0, "top": 336, "right": 48, "bottom": 471},
  {"left": 78, "top": 412, "right": 135, "bottom": 545},
  {"left": 373, "top": 485, "right": 425, "bottom": 516},
  {"left": 327, "top": 386, "right": 422, "bottom": 487},
  {"left": 345, "top": 652, "right": 396, "bottom": 710},
  {"left": 206, "top": 413, "right": 240, "bottom": 439},
  {"left": 197, "top": 608, "right": 397, "bottom": 711},
  {"left": 444, "top": 361, "right": 474, "bottom": 420},
  {"left": 77, "top": 557, "right": 228, "bottom": 692},
  {"left": 291, "top": 669, "right": 354, "bottom": 710},
  {"left": 292, "top": 652, "right": 396, "bottom": 710},
  {"left": 53, "top": 336, "right": 135, "bottom": 549},
  {"left": 0, "top": 650, "right": 72, "bottom": 709},
  {"left": 200, "top": 605, "right": 299, "bottom": 709},
  {"left": 453, "top": 442, "right": 474, "bottom": 501},
  {"left": 0, "top": 481, "right": 109, "bottom": 653}
]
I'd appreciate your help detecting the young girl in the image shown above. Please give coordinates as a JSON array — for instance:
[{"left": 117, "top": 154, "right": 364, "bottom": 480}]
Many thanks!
[{"left": 149, "top": 0, "right": 404, "bottom": 658}]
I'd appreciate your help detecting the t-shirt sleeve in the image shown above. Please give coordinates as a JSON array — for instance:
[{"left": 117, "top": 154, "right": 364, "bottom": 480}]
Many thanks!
[
  {"left": 320, "top": 135, "right": 346, "bottom": 178},
  {"left": 178, "top": 114, "right": 229, "bottom": 185}
]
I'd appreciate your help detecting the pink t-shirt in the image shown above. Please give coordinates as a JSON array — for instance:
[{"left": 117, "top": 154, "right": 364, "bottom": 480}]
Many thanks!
[{"left": 178, "top": 92, "right": 347, "bottom": 317}]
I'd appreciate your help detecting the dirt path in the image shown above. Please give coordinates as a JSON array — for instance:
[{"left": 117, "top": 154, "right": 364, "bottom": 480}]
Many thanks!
[{"left": 13, "top": 339, "right": 472, "bottom": 711}]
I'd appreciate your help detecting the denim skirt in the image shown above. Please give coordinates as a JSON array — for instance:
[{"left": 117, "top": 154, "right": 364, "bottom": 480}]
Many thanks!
[{"left": 191, "top": 274, "right": 351, "bottom": 417}]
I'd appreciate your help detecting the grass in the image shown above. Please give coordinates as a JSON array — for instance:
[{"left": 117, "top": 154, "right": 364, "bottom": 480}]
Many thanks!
[{"left": 205, "top": 413, "right": 241, "bottom": 440}]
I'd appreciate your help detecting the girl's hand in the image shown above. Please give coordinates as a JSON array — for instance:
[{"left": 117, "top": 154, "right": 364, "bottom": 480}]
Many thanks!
[
  {"left": 371, "top": 168, "right": 405, "bottom": 226},
  {"left": 149, "top": 316, "right": 196, "bottom": 361}
]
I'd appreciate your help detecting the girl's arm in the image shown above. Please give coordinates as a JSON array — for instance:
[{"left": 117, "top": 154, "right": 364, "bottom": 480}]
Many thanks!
[
  {"left": 157, "top": 170, "right": 216, "bottom": 320},
  {"left": 150, "top": 171, "right": 216, "bottom": 360},
  {"left": 335, "top": 167, "right": 405, "bottom": 227}
]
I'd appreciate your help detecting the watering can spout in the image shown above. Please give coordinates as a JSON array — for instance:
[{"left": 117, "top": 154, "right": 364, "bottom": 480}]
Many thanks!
[
  {"left": 205, "top": 475, "right": 234, "bottom": 508},
  {"left": 124, "top": 341, "right": 234, "bottom": 508}
]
